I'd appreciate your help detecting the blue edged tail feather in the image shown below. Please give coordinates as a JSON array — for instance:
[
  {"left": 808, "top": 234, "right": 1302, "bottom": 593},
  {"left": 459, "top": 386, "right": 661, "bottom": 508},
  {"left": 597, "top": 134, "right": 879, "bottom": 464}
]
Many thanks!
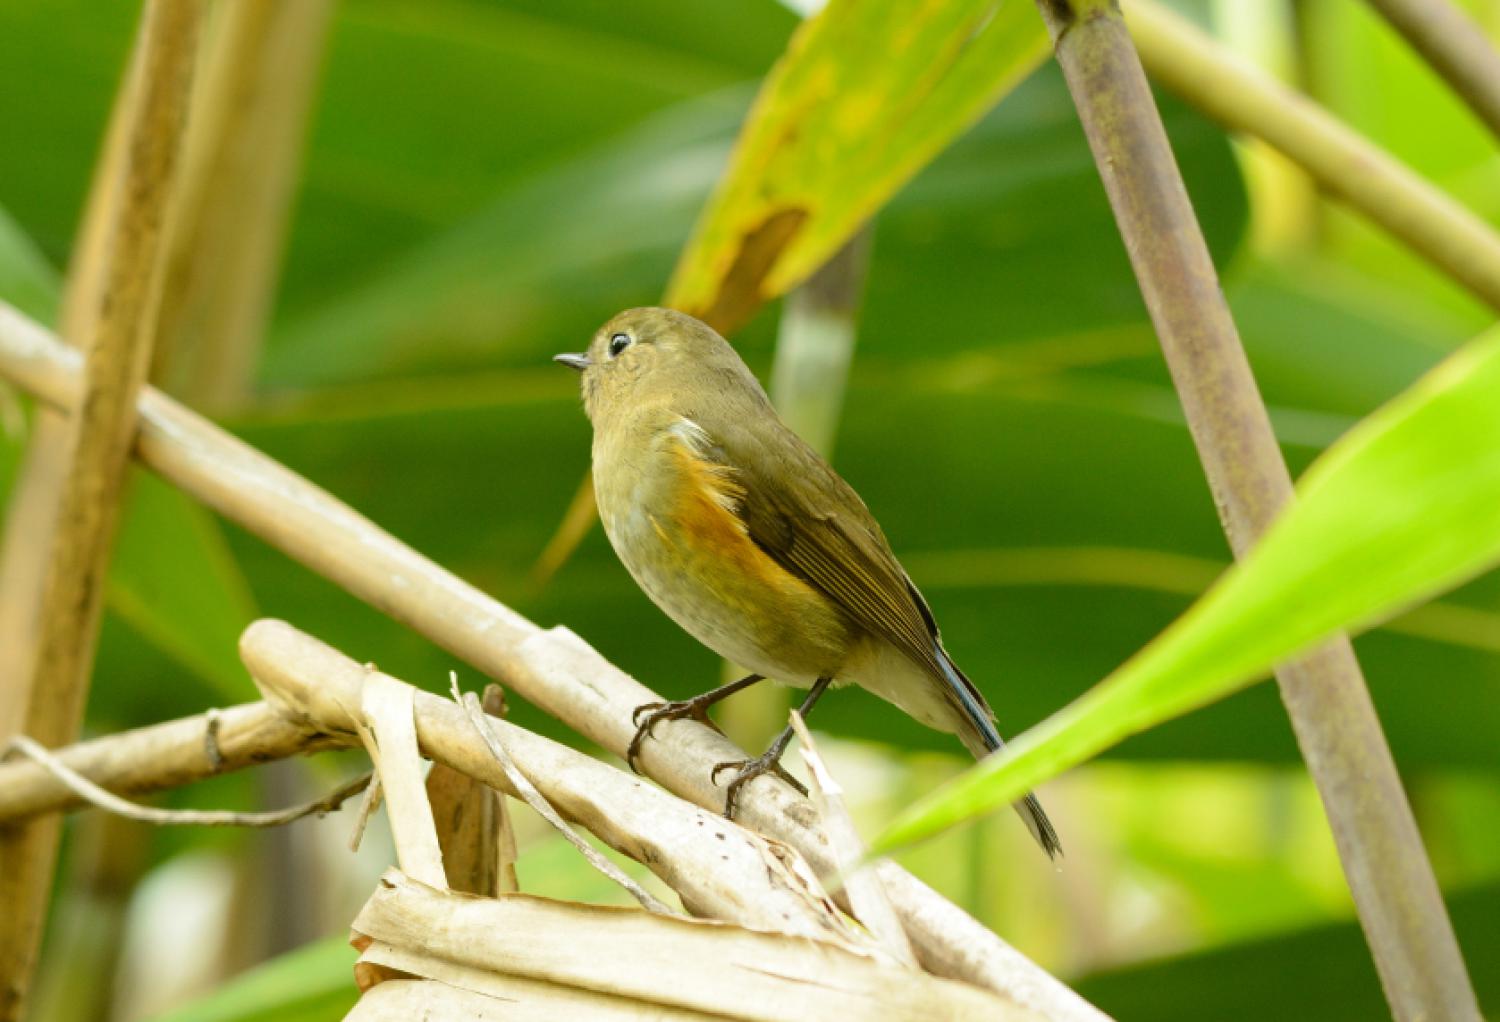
[{"left": 936, "top": 647, "right": 1062, "bottom": 860}]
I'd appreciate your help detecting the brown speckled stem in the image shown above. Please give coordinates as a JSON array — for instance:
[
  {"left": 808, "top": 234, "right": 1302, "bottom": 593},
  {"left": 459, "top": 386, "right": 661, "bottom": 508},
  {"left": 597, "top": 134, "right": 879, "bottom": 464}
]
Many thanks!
[{"left": 1034, "top": 2, "right": 1480, "bottom": 1020}]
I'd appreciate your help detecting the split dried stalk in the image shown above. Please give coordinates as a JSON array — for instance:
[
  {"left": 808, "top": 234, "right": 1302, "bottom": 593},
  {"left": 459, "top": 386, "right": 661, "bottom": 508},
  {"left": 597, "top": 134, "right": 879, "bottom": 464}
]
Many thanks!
[
  {"left": 455, "top": 684, "right": 672, "bottom": 915},
  {"left": 1036, "top": 2, "right": 1480, "bottom": 1019},
  {"left": 789, "top": 712, "right": 914, "bottom": 967},
  {"left": 0, "top": 3, "right": 201, "bottom": 1014},
  {"left": 351, "top": 870, "right": 1041, "bottom": 1022},
  {"left": 0, "top": 304, "right": 1109, "bottom": 1020},
  {"left": 356, "top": 672, "right": 446, "bottom": 889},
  {"left": 348, "top": 974, "right": 723, "bottom": 1022},
  {"left": 1125, "top": 0, "right": 1500, "bottom": 313},
  {"left": 425, "top": 684, "right": 517, "bottom": 896}
]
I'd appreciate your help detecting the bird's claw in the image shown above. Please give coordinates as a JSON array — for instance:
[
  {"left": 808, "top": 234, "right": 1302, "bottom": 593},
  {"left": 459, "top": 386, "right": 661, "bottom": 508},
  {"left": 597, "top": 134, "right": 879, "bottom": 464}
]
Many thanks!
[
  {"left": 710, "top": 753, "right": 807, "bottom": 818},
  {"left": 625, "top": 697, "right": 718, "bottom": 773}
]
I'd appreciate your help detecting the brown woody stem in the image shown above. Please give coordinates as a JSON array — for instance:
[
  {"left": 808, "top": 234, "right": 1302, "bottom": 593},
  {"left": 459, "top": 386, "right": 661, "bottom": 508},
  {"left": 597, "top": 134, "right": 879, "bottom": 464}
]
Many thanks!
[{"left": 1034, "top": 2, "right": 1480, "bottom": 1020}]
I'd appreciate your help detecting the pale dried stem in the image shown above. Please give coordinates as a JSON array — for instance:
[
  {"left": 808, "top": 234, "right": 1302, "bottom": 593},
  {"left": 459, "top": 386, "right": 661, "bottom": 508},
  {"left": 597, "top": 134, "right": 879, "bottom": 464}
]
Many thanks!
[
  {"left": 0, "top": 3, "right": 201, "bottom": 1014},
  {"left": 351, "top": 870, "right": 1042, "bottom": 1022},
  {"left": 0, "top": 304, "right": 1109, "bottom": 1021},
  {"left": 1037, "top": 2, "right": 1480, "bottom": 1019},
  {"left": 425, "top": 684, "right": 517, "bottom": 895},
  {"left": 1126, "top": 0, "right": 1500, "bottom": 312},
  {"left": 355, "top": 673, "right": 446, "bottom": 888},
  {"left": 0, "top": 701, "right": 337, "bottom": 822},
  {"left": 156, "top": 0, "right": 335, "bottom": 407},
  {"left": 789, "top": 712, "right": 915, "bottom": 967},
  {"left": 455, "top": 685, "right": 672, "bottom": 915},
  {"left": 3, "top": 736, "right": 369, "bottom": 828}
]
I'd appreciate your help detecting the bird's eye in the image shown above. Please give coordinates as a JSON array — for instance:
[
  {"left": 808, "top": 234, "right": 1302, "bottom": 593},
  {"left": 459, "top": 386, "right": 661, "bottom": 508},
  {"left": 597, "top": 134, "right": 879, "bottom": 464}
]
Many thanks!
[{"left": 608, "top": 332, "right": 632, "bottom": 357}]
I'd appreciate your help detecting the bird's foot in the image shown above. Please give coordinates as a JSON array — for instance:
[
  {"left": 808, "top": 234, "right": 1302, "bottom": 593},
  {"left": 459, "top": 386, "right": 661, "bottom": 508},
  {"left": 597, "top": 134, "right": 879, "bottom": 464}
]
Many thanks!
[
  {"left": 710, "top": 749, "right": 807, "bottom": 818},
  {"left": 626, "top": 696, "right": 723, "bottom": 772}
]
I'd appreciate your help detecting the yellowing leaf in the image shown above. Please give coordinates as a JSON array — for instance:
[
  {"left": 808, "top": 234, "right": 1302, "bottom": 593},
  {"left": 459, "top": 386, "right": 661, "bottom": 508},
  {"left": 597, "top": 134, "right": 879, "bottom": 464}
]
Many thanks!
[{"left": 666, "top": 0, "right": 1049, "bottom": 333}]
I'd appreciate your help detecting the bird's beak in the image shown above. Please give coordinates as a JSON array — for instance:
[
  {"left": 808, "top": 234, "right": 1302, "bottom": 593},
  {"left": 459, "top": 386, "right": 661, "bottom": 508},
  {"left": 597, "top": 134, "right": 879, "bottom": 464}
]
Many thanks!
[{"left": 553, "top": 352, "right": 591, "bottom": 371}]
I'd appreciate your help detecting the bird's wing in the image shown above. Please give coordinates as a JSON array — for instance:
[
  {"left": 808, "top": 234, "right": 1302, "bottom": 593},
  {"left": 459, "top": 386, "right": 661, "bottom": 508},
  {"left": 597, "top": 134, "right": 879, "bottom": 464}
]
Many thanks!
[{"left": 703, "top": 416, "right": 997, "bottom": 726}]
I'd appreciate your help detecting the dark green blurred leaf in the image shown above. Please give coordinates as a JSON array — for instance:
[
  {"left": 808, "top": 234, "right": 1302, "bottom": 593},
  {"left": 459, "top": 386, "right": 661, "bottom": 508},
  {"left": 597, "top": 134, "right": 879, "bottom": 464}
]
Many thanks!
[
  {"left": 876, "top": 324, "right": 1500, "bottom": 851},
  {"left": 108, "top": 471, "right": 259, "bottom": 703},
  {"left": 1076, "top": 879, "right": 1500, "bottom": 1022},
  {"left": 0, "top": 203, "right": 257, "bottom": 711}
]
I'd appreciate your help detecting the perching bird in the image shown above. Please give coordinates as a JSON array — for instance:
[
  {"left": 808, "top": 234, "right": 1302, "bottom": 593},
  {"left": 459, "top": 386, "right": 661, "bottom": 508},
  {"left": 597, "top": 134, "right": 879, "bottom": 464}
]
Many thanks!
[{"left": 555, "top": 307, "right": 1060, "bottom": 857}]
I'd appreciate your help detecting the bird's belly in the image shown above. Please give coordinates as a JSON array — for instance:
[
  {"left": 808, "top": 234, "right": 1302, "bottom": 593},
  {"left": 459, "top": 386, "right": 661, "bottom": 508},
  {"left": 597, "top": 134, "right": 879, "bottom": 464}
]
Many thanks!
[{"left": 597, "top": 465, "right": 850, "bottom": 686}]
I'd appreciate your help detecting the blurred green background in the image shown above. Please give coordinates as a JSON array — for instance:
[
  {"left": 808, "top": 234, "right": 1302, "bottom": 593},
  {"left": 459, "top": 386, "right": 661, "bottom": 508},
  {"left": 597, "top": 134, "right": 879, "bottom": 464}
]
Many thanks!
[{"left": 0, "top": 0, "right": 1496, "bottom": 1019}]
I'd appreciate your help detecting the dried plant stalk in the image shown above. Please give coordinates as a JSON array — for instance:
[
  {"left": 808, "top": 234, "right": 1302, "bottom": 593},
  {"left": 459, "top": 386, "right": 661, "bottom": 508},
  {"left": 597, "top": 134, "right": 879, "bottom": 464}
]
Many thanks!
[
  {"left": 1036, "top": 2, "right": 1480, "bottom": 1019},
  {"left": 1126, "top": 0, "right": 1500, "bottom": 313},
  {"left": 1364, "top": 0, "right": 1500, "bottom": 142},
  {"left": 0, "top": 304, "right": 1109, "bottom": 1021},
  {"left": 348, "top": 973, "right": 723, "bottom": 1022},
  {"left": 0, "top": 3, "right": 201, "bottom": 1013},
  {"left": 3, "top": 735, "right": 368, "bottom": 828},
  {"left": 426, "top": 686, "right": 516, "bottom": 896},
  {"left": 357, "top": 672, "right": 447, "bottom": 889},
  {"left": 352, "top": 870, "right": 1041, "bottom": 1022},
  {"left": 0, "top": 701, "right": 336, "bottom": 823},
  {"left": 789, "top": 712, "right": 914, "bottom": 968},
  {"left": 155, "top": 0, "right": 335, "bottom": 406}
]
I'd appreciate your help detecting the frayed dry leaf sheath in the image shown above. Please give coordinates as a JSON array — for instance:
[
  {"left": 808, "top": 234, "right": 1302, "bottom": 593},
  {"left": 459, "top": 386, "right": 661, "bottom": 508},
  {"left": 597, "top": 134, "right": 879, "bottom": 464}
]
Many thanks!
[{"left": 351, "top": 870, "right": 1042, "bottom": 1022}]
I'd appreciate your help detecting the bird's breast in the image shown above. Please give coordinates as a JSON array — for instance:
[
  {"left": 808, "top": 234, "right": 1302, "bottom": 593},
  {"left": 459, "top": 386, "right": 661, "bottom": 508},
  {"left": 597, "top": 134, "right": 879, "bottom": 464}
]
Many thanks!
[{"left": 593, "top": 417, "right": 852, "bottom": 685}]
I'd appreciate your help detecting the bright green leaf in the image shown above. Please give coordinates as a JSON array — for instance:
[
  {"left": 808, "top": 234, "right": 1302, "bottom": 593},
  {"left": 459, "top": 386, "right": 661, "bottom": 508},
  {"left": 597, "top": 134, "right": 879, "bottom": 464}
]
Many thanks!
[
  {"left": 146, "top": 936, "right": 357, "bottom": 1022},
  {"left": 664, "top": 0, "right": 1050, "bottom": 331},
  {"left": 874, "top": 322, "right": 1500, "bottom": 852}
]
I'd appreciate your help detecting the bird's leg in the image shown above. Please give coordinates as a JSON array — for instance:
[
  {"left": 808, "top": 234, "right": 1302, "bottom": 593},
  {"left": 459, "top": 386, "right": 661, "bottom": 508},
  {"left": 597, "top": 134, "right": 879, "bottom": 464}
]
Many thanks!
[
  {"left": 711, "top": 675, "right": 833, "bottom": 818},
  {"left": 626, "top": 673, "right": 765, "bottom": 772}
]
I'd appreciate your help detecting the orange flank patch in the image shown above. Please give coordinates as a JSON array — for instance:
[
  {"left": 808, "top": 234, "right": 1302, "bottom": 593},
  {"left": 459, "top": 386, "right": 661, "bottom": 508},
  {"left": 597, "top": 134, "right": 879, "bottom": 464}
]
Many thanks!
[{"left": 666, "top": 442, "right": 803, "bottom": 599}]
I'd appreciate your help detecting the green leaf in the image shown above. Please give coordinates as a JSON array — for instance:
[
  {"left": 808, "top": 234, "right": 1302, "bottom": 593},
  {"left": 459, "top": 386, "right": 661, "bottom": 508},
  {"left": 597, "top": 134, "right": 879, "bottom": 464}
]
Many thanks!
[
  {"left": 106, "top": 471, "right": 259, "bottom": 704},
  {"left": 664, "top": 0, "right": 1050, "bottom": 331},
  {"left": 0, "top": 204, "right": 58, "bottom": 324},
  {"left": 0, "top": 201, "right": 256, "bottom": 708},
  {"left": 1075, "top": 877, "right": 1500, "bottom": 1021},
  {"left": 873, "top": 322, "right": 1500, "bottom": 852},
  {"left": 146, "top": 937, "right": 357, "bottom": 1022}
]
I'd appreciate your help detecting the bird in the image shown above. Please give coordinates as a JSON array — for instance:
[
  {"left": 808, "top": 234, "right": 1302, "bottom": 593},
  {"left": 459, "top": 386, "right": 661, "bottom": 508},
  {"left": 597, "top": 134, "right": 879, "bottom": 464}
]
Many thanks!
[{"left": 555, "top": 307, "right": 1060, "bottom": 857}]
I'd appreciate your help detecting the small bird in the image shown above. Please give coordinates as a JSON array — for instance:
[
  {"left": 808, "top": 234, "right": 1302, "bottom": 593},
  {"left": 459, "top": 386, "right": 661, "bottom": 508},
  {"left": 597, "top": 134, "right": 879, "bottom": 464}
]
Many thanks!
[{"left": 556, "top": 308, "right": 1060, "bottom": 857}]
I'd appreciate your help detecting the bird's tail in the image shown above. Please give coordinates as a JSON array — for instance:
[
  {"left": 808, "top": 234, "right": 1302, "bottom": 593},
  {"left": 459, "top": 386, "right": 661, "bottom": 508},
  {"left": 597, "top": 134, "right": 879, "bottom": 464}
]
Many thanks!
[{"left": 938, "top": 649, "right": 1063, "bottom": 860}]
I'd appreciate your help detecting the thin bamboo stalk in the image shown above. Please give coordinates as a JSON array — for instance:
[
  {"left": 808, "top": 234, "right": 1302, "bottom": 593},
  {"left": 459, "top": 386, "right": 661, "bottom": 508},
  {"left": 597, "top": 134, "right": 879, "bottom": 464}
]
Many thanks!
[
  {"left": 0, "top": 701, "right": 334, "bottom": 822},
  {"left": 1125, "top": 0, "right": 1500, "bottom": 313},
  {"left": 1365, "top": 0, "right": 1500, "bottom": 142},
  {"left": 0, "top": 301, "right": 1110, "bottom": 1022},
  {"left": 155, "top": 0, "right": 335, "bottom": 407},
  {"left": 1033, "top": 2, "right": 1480, "bottom": 1020},
  {"left": 0, "top": 4, "right": 201, "bottom": 1015},
  {"left": 0, "top": 0, "right": 150, "bottom": 748}
]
